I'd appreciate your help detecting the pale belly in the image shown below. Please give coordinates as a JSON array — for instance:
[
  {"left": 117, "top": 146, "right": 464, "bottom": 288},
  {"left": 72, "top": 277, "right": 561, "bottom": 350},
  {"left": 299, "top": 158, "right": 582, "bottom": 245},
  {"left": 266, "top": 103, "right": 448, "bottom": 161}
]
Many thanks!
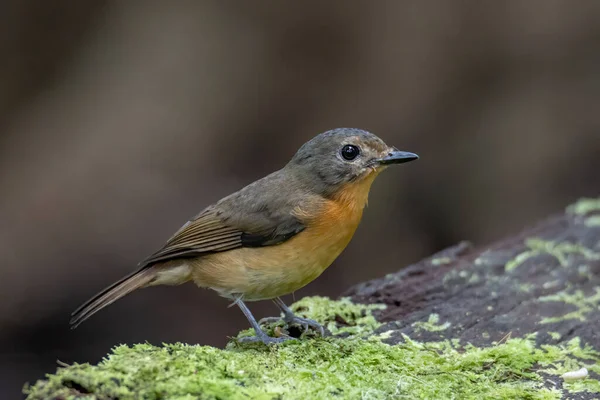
[{"left": 189, "top": 220, "right": 358, "bottom": 300}]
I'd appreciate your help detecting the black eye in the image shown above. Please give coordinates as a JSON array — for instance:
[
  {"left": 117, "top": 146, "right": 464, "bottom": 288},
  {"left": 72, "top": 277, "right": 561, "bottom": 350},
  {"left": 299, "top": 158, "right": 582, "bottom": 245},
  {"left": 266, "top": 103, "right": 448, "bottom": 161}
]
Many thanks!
[{"left": 341, "top": 144, "right": 360, "bottom": 161}]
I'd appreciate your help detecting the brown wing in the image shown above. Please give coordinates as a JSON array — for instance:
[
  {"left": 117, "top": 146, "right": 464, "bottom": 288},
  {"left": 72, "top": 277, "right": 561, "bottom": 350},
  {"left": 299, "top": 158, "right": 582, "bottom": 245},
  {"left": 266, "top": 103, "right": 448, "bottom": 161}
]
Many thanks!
[
  {"left": 140, "top": 205, "right": 305, "bottom": 267},
  {"left": 138, "top": 207, "right": 237, "bottom": 265},
  {"left": 139, "top": 169, "right": 318, "bottom": 267}
]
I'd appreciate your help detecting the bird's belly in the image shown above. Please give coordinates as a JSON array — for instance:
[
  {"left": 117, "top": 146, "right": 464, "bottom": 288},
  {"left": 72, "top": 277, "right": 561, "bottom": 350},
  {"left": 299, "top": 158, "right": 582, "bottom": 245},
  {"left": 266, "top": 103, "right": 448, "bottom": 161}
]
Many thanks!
[{"left": 191, "top": 211, "right": 361, "bottom": 300}]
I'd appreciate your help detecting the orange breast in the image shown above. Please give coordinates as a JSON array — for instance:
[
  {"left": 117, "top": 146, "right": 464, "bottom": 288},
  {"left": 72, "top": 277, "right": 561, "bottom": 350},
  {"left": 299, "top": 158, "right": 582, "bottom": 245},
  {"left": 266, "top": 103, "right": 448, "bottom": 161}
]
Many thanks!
[{"left": 191, "top": 171, "right": 380, "bottom": 300}]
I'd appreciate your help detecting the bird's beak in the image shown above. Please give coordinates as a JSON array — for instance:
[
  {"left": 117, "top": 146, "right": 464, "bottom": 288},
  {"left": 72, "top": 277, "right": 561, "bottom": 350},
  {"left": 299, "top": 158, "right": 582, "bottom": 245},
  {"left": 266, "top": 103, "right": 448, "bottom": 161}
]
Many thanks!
[{"left": 376, "top": 150, "right": 419, "bottom": 165}]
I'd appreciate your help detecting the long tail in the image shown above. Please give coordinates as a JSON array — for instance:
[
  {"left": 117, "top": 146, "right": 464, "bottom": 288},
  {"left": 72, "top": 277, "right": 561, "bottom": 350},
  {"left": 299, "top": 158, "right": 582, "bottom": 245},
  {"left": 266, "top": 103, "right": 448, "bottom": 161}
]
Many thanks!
[{"left": 70, "top": 266, "right": 157, "bottom": 329}]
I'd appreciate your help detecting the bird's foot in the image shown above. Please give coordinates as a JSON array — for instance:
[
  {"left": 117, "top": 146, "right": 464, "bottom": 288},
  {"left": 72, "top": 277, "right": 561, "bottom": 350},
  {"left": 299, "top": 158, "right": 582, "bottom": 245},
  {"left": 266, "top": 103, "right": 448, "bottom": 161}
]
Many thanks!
[
  {"left": 288, "top": 316, "right": 325, "bottom": 336},
  {"left": 259, "top": 315, "right": 325, "bottom": 337}
]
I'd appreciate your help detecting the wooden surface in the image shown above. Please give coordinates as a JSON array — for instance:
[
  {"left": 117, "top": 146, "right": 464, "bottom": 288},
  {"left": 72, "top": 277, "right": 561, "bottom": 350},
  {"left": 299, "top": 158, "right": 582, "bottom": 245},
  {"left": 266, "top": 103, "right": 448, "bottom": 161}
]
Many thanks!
[{"left": 345, "top": 200, "right": 600, "bottom": 397}]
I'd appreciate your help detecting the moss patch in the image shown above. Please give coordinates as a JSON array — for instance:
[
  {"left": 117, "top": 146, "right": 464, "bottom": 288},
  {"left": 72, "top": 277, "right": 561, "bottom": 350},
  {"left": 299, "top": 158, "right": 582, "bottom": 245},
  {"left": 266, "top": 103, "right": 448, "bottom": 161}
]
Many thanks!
[
  {"left": 24, "top": 297, "right": 600, "bottom": 400},
  {"left": 566, "top": 198, "right": 600, "bottom": 216},
  {"left": 505, "top": 238, "right": 600, "bottom": 272},
  {"left": 287, "top": 295, "right": 386, "bottom": 336},
  {"left": 567, "top": 198, "right": 600, "bottom": 228},
  {"left": 412, "top": 313, "right": 451, "bottom": 332},
  {"left": 24, "top": 335, "right": 600, "bottom": 400},
  {"left": 585, "top": 216, "right": 600, "bottom": 227},
  {"left": 548, "top": 332, "right": 562, "bottom": 341},
  {"left": 431, "top": 256, "right": 452, "bottom": 266},
  {"left": 538, "top": 337, "right": 600, "bottom": 394},
  {"left": 539, "top": 288, "right": 600, "bottom": 324}
]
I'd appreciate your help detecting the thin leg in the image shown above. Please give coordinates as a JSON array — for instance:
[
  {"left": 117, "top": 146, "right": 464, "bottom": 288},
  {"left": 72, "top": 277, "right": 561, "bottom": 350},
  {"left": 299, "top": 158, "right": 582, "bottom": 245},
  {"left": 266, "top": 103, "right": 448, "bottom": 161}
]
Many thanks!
[
  {"left": 259, "top": 297, "right": 325, "bottom": 336},
  {"left": 236, "top": 299, "right": 291, "bottom": 345}
]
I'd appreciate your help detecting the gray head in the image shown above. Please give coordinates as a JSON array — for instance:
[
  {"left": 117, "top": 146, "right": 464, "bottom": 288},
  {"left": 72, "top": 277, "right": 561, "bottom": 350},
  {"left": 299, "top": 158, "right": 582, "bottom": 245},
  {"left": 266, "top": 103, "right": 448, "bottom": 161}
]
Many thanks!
[{"left": 287, "top": 128, "right": 418, "bottom": 197}]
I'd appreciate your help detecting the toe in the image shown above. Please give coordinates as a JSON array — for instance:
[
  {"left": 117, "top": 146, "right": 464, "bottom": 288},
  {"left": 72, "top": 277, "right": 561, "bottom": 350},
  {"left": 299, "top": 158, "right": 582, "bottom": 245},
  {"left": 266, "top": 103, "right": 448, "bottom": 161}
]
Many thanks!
[{"left": 289, "top": 317, "right": 325, "bottom": 336}]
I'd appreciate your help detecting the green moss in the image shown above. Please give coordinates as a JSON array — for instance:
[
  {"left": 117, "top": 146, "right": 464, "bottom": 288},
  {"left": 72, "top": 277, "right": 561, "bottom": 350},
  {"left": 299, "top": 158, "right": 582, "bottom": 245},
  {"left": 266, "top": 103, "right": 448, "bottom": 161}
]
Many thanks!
[
  {"left": 289, "top": 296, "right": 386, "bottom": 336},
  {"left": 538, "top": 337, "right": 600, "bottom": 393},
  {"left": 442, "top": 269, "right": 480, "bottom": 287},
  {"left": 24, "top": 297, "right": 600, "bottom": 399},
  {"left": 506, "top": 250, "right": 541, "bottom": 272},
  {"left": 25, "top": 335, "right": 600, "bottom": 400},
  {"left": 567, "top": 198, "right": 600, "bottom": 228},
  {"left": 412, "top": 313, "right": 451, "bottom": 332},
  {"left": 539, "top": 288, "right": 600, "bottom": 324},
  {"left": 468, "top": 272, "right": 481, "bottom": 284},
  {"left": 543, "top": 280, "right": 561, "bottom": 290},
  {"left": 505, "top": 238, "right": 600, "bottom": 272},
  {"left": 518, "top": 283, "right": 535, "bottom": 293},
  {"left": 564, "top": 379, "right": 600, "bottom": 394},
  {"left": 431, "top": 257, "right": 452, "bottom": 266},
  {"left": 578, "top": 264, "right": 594, "bottom": 280},
  {"left": 566, "top": 198, "right": 600, "bottom": 215},
  {"left": 585, "top": 215, "right": 600, "bottom": 227},
  {"left": 547, "top": 332, "right": 562, "bottom": 341}
]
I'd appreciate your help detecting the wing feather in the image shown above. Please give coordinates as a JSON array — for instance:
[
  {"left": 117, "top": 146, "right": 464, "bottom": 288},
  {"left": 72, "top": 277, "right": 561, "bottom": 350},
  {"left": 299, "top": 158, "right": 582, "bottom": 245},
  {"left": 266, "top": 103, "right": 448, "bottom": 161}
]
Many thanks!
[{"left": 140, "top": 199, "right": 305, "bottom": 267}]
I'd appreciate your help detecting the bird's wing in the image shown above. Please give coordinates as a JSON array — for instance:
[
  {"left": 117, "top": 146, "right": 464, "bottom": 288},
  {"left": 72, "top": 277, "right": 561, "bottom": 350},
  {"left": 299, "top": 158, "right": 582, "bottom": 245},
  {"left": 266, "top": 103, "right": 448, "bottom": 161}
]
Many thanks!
[
  {"left": 141, "top": 208, "right": 242, "bottom": 265},
  {"left": 140, "top": 193, "right": 307, "bottom": 267}
]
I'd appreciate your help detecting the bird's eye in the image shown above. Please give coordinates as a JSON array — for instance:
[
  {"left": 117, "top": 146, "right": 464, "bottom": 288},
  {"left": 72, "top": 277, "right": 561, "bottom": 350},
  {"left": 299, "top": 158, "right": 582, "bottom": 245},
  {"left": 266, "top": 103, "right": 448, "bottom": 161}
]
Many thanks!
[{"left": 341, "top": 144, "right": 360, "bottom": 161}]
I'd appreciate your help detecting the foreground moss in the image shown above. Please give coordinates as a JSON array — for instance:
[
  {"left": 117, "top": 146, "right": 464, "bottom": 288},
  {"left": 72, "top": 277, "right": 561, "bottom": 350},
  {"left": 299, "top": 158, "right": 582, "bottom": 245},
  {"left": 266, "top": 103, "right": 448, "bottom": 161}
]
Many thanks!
[{"left": 25, "top": 297, "right": 600, "bottom": 400}]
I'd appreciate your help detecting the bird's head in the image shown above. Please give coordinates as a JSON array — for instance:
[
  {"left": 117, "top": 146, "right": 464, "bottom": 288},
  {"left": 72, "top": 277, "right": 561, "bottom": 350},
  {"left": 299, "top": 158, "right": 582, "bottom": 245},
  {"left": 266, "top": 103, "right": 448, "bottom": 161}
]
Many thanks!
[{"left": 287, "top": 128, "right": 418, "bottom": 198}]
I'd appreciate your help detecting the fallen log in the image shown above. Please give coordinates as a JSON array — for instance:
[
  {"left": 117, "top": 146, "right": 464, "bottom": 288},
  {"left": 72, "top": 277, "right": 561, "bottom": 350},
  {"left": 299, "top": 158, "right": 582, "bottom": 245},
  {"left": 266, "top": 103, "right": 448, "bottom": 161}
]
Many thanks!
[{"left": 24, "top": 198, "right": 600, "bottom": 399}]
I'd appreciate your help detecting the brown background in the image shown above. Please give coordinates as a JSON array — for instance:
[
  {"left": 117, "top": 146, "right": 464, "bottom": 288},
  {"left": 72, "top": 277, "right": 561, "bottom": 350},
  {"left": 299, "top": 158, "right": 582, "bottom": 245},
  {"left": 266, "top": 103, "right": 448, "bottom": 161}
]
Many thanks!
[{"left": 1, "top": 1, "right": 599, "bottom": 398}]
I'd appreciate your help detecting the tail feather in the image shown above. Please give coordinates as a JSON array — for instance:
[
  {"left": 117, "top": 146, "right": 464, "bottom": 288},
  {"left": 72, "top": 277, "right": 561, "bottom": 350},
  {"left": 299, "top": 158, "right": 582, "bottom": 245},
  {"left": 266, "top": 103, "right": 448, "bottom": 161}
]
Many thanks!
[{"left": 70, "top": 267, "right": 157, "bottom": 329}]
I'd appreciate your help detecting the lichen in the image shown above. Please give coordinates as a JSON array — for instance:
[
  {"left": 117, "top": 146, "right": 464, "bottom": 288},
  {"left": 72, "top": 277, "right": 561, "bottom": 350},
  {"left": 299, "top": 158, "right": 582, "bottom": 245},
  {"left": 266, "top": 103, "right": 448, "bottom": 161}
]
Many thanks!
[
  {"left": 539, "top": 288, "right": 600, "bottom": 324},
  {"left": 412, "top": 313, "right": 451, "bottom": 332},
  {"left": 24, "top": 297, "right": 600, "bottom": 400}
]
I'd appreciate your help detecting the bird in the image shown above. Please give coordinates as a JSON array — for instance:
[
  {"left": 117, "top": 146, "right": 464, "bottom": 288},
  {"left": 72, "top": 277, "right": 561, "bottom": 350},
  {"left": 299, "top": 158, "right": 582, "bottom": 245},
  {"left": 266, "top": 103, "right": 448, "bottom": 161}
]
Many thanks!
[{"left": 70, "top": 128, "right": 418, "bottom": 344}]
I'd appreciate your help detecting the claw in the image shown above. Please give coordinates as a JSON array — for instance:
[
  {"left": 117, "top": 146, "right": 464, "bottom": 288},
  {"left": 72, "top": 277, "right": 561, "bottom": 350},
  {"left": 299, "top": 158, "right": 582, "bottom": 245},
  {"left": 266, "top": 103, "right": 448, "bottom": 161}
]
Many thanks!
[
  {"left": 262, "top": 314, "right": 325, "bottom": 337},
  {"left": 287, "top": 316, "right": 325, "bottom": 336}
]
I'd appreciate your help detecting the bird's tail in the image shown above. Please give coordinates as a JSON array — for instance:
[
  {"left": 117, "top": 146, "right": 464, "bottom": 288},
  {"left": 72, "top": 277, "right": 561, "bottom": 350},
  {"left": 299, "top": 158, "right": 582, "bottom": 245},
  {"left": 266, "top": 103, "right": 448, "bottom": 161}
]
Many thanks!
[{"left": 70, "top": 266, "right": 157, "bottom": 329}]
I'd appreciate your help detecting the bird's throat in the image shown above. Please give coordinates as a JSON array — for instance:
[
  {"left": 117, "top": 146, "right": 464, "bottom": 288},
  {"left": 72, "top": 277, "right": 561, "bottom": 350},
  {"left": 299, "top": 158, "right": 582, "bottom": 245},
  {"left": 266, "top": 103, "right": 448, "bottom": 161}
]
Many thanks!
[{"left": 331, "top": 169, "right": 381, "bottom": 212}]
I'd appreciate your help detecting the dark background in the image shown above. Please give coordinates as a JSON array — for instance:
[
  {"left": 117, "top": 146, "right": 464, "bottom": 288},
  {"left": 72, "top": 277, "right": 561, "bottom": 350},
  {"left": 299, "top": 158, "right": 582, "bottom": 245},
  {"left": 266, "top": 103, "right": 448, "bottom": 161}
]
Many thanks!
[{"left": 1, "top": 1, "right": 599, "bottom": 398}]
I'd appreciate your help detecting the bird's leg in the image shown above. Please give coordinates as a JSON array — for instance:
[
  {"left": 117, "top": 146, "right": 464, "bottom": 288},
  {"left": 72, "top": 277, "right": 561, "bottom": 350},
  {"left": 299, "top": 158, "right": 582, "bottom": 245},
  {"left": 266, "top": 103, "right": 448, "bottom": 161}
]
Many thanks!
[
  {"left": 259, "top": 297, "right": 325, "bottom": 336},
  {"left": 235, "top": 299, "right": 292, "bottom": 344}
]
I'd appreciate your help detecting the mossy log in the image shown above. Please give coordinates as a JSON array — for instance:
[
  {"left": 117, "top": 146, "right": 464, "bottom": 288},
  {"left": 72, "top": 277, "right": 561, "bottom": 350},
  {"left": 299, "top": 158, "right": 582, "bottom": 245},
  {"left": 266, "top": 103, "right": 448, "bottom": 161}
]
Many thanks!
[{"left": 25, "top": 198, "right": 600, "bottom": 399}]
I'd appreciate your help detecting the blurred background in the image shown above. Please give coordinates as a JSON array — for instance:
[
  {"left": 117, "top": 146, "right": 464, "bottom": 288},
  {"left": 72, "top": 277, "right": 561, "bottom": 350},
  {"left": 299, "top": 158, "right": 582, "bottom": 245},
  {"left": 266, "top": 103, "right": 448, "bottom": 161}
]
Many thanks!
[{"left": 1, "top": 0, "right": 599, "bottom": 397}]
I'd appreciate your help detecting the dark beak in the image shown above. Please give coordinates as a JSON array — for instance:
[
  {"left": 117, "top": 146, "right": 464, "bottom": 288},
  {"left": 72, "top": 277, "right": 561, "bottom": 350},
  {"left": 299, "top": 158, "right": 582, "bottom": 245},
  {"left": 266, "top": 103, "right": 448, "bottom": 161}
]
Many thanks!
[{"left": 376, "top": 150, "right": 419, "bottom": 165}]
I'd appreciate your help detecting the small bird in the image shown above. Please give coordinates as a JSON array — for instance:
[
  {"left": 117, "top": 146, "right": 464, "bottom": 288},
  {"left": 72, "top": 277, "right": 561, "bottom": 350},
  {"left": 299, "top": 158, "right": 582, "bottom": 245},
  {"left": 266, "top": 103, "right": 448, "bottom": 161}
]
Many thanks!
[{"left": 70, "top": 128, "right": 418, "bottom": 344}]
